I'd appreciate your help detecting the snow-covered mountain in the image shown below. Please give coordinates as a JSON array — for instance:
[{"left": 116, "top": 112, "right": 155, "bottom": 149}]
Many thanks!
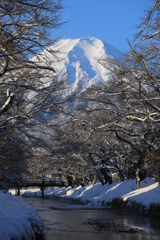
[
  {"left": 42, "top": 37, "right": 123, "bottom": 95},
  {"left": 28, "top": 38, "right": 123, "bottom": 141}
]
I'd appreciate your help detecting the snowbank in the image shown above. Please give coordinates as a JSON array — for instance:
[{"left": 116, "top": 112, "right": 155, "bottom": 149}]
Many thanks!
[
  {"left": 0, "top": 190, "right": 44, "bottom": 240},
  {"left": 20, "top": 178, "right": 160, "bottom": 215},
  {"left": 21, "top": 179, "right": 158, "bottom": 203}
]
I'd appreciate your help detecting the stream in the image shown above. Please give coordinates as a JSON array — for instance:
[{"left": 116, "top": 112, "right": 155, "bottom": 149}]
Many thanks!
[{"left": 24, "top": 197, "right": 160, "bottom": 240}]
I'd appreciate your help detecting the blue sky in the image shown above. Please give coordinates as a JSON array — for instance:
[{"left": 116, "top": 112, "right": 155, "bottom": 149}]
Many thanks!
[{"left": 56, "top": 0, "right": 153, "bottom": 52}]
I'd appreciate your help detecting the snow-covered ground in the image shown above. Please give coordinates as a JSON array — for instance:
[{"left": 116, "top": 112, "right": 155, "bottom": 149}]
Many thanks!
[
  {"left": 19, "top": 178, "right": 160, "bottom": 213},
  {"left": 5, "top": 178, "right": 160, "bottom": 239},
  {"left": 0, "top": 191, "right": 44, "bottom": 240}
]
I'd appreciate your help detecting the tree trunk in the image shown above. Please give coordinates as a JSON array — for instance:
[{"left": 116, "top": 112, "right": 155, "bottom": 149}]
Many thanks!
[
  {"left": 94, "top": 172, "right": 98, "bottom": 184},
  {"left": 101, "top": 168, "right": 112, "bottom": 185},
  {"left": 97, "top": 169, "right": 104, "bottom": 185}
]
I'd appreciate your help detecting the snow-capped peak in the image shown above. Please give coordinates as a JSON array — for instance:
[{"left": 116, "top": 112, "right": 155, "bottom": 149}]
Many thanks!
[
  {"left": 52, "top": 37, "right": 123, "bottom": 94},
  {"left": 37, "top": 37, "right": 123, "bottom": 95}
]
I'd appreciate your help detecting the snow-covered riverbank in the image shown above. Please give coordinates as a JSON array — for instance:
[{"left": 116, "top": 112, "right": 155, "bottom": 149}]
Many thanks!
[
  {"left": 20, "top": 178, "right": 160, "bottom": 216},
  {"left": 0, "top": 190, "right": 44, "bottom": 240},
  {"left": 5, "top": 178, "right": 160, "bottom": 239}
]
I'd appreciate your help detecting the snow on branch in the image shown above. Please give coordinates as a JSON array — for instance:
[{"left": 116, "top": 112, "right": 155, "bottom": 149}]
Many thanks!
[{"left": 0, "top": 89, "right": 14, "bottom": 116}]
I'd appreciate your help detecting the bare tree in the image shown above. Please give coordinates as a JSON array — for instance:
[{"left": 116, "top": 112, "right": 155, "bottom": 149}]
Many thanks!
[
  {"left": 96, "top": 0, "right": 160, "bottom": 181},
  {"left": 58, "top": 0, "right": 160, "bottom": 185},
  {"left": 0, "top": 0, "right": 67, "bottom": 184}
]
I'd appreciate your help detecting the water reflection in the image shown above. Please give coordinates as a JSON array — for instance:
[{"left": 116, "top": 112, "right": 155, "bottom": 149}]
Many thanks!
[{"left": 24, "top": 198, "right": 160, "bottom": 240}]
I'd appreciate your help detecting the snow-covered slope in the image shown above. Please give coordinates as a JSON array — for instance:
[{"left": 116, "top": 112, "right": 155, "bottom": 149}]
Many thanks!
[
  {"left": 0, "top": 191, "right": 44, "bottom": 240},
  {"left": 21, "top": 178, "right": 160, "bottom": 216},
  {"left": 30, "top": 38, "right": 123, "bottom": 121},
  {"left": 40, "top": 37, "right": 123, "bottom": 95}
]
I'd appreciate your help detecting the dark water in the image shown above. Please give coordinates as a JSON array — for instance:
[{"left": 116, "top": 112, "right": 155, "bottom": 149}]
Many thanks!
[{"left": 24, "top": 197, "right": 160, "bottom": 240}]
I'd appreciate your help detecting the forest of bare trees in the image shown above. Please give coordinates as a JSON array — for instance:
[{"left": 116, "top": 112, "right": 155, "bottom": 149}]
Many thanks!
[
  {"left": 0, "top": 0, "right": 67, "bottom": 188},
  {"left": 0, "top": 0, "right": 159, "bottom": 189},
  {"left": 55, "top": 0, "right": 160, "bottom": 186}
]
